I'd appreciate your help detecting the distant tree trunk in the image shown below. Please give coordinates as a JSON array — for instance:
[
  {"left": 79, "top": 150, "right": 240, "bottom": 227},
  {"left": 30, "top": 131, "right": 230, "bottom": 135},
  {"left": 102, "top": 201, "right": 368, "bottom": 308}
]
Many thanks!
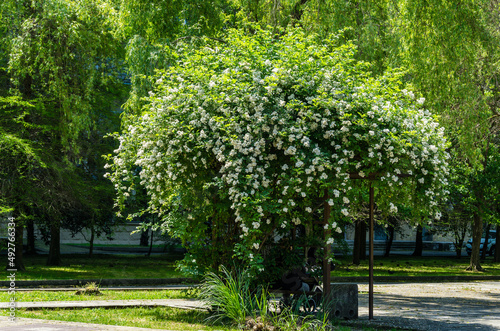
[
  {"left": 147, "top": 230, "right": 154, "bottom": 257},
  {"left": 46, "top": 221, "right": 61, "bottom": 266},
  {"left": 481, "top": 223, "right": 491, "bottom": 260},
  {"left": 26, "top": 218, "right": 37, "bottom": 255},
  {"left": 352, "top": 219, "right": 366, "bottom": 264},
  {"left": 384, "top": 225, "right": 395, "bottom": 257},
  {"left": 412, "top": 225, "right": 423, "bottom": 256},
  {"left": 140, "top": 229, "right": 149, "bottom": 246},
  {"left": 360, "top": 219, "right": 367, "bottom": 260},
  {"left": 89, "top": 221, "right": 95, "bottom": 257},
  {"left": 494, "top": 224, "right": 499, "bottom": 263},
  {"left": 452, "top": 221, "right": 467, "bottom": 259},
  {"left": 455, "top": 237, "right": 464, "bottom": 259},
  {"left": 352, "top": 219, "right": 362, "bottom": 265},
  {"left": 467, "top": 206, "right": 484, "bottom": 271}
]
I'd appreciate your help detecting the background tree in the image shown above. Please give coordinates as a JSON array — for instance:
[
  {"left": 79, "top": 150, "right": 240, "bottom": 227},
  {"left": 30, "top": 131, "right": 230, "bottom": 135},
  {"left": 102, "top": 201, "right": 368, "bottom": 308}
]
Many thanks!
[
  {"left": 1, "top": 0, "right": 126, "bottom": 265},
  {"left": 399, "top": 0, "right": 500, "bottom": 270}
]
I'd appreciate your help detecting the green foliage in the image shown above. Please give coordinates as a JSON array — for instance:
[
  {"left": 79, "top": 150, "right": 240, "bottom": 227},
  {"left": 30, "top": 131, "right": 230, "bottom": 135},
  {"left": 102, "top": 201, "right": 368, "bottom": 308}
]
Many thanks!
[
  {"left": 0, "top": 128, "right": 46, "bottom": 212},
  {"left": 399, "top": 0, "right": 498, "bottom": 164},
  {"left": 6, "top": 0, "right": 123, "bottom": 156}
]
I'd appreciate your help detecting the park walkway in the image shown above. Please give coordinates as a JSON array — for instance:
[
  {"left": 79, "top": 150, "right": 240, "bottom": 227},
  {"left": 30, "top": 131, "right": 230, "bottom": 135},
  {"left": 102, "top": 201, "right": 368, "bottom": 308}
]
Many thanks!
[{"left": 1, "top": 282, "right": 499, "bottom": 330}]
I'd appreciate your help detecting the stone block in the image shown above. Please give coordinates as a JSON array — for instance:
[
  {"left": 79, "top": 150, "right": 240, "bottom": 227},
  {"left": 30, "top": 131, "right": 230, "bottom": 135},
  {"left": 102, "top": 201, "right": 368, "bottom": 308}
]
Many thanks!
[{"left": 329, "top": 283, "right": 358, "bottom": 319}]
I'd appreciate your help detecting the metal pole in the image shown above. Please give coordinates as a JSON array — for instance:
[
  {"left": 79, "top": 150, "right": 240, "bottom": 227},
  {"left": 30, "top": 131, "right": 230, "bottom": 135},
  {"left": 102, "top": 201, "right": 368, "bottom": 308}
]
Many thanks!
[
  {"left": 369, "top": 183, "right": 374, "bottom": 320},
  {"left": 323, "top": 189, "right": 331, "bottom": 297}
]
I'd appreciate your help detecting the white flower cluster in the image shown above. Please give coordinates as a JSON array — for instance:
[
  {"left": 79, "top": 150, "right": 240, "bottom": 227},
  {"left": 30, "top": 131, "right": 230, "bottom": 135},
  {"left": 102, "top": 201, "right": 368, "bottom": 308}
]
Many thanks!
[{"left": 106, "top": 30, "right": 449, "bottom": 258}]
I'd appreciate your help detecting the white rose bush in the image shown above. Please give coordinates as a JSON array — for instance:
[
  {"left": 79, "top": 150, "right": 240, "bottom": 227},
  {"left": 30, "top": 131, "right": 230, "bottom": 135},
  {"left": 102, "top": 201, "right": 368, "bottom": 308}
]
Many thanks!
[{"left": 106, "top": 28, "right": 449, "bottom": 279}]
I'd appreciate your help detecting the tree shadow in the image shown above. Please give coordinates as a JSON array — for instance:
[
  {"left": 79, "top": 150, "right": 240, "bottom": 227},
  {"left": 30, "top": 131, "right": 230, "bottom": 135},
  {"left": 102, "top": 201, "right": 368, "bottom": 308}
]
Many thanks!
[{"left": 354, "top": 291, "right": 500, "bottom": 330}]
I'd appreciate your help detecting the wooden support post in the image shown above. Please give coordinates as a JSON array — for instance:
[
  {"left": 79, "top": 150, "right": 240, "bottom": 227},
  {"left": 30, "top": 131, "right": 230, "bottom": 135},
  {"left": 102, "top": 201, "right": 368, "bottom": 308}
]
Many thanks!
[
  {"left": 369, "top": 183, "right": 374, "bottom": 320},
  {"left": 323, "top": 189, "right": 331, "bottom": 296}
]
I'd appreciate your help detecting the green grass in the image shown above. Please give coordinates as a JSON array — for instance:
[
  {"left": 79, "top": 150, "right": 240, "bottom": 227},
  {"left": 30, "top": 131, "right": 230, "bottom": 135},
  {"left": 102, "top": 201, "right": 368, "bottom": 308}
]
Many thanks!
[
  {"left": 11, "top": 254, "right": 500, "bottom": 282},
  {"left": 332, "top": 256, "right": 500, "bottom": 278},
  {"left": 15, "top": 254, "right": 185, "bottom": 280},
  {"left": 0, "top": 289, "right": 198, "bottom": 302},
  {"left": 2, "top": 307, "right": 396, "bottom": 331},
  {"left": 4, "top": 307, "right": 239, "bottom": 331}
]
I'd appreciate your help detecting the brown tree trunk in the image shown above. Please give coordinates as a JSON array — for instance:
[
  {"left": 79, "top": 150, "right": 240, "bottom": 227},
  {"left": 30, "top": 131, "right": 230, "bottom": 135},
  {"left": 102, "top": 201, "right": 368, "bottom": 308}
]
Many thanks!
[
  {"left": 467, "top": 207, "right": 484, "bottom": 271},
  {"left": 26, "top": 218, "right": 37, "bottom": 255},
  {"left": 360, "top": 219, "right": 367, "bottom": 260},
  {"left": 412, "top": 225, "right": 423, "bottom": 256},
  {"left": 46, "top": 221, "right": 61, "bottom": 266}
]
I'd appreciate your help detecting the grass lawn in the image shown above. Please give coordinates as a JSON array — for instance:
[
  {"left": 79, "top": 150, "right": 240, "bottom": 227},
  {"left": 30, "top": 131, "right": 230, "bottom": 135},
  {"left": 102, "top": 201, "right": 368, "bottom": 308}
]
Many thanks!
[
  {"left": 2, "top": 307, "right": 397, "bottom": 331},
  {"left": 331, "top": 255, "right": 500, "bottom": 278},
  {"left": 10, "top": 253, "right": 500, "bottom": 282},
  {"left": 3, "top": 307, "right": 240, "bottom": 331},
  {"left": 15, "top": 254, "right": 185, "bottom": 280},
  {"left": 0, "top": 289, "right": 197, "bottom": 302}
]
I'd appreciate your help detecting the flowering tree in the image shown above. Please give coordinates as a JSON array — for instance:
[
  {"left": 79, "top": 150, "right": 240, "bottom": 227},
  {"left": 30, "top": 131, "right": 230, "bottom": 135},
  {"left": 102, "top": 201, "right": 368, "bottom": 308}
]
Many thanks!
[{"left": 106, "top": 28, "right": 449, "bottom": 278}]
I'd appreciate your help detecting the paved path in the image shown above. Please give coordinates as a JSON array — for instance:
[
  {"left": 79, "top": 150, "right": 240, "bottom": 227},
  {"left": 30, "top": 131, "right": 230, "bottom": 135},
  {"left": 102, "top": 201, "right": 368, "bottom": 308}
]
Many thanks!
[
  {"left": 351, "top": 282, "right": 500, "bottom": 331},
  {"left": 1, "top": 282, "right": 499, "bottom": 330},
  {"left": 0, "top": 317, "right": 169, "bottom": 331}
]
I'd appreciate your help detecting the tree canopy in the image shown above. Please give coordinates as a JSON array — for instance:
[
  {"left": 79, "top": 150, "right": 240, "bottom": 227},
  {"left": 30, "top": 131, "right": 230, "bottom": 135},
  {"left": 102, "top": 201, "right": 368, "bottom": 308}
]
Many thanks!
[{"left": 106, "top": 28, "right": 449, "bottom": 276}]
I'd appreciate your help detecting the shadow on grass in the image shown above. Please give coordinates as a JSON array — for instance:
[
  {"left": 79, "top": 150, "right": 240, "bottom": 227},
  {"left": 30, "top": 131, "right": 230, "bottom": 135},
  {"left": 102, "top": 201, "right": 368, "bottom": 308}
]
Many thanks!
[{"left": 17, "top": 254, "right": 184, "bottom": 280}]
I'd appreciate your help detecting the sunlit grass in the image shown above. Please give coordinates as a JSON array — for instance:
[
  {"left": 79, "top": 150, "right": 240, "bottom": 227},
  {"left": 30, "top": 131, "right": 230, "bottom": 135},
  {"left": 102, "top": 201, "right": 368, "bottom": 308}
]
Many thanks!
[
  {"left": 0, "top": 289, "right": 198, "bottom": 302},
  {"left": 11, "top": 254, "right": 500, "bottom": 282},
  {"left": 16, "top": 254, "right": 185, "bottom": 280},
  {"left": 332, "top": 256, "right": 500, "bottom": 278},
  {"left": 3, "top": 307, "right": 239, "bottom": 331},
  {"left": 1, "top": 308, "right": 400, "bottom": 330}
]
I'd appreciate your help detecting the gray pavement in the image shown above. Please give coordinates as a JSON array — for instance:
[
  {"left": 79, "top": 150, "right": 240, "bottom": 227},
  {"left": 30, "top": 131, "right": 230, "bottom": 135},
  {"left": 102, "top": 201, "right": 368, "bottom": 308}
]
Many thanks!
[
  {"left": 1, "top": 282, "right": 499, "bottom": 330},
  {"left": 0, "top": 317, "right": 169, "bottom": 331}
]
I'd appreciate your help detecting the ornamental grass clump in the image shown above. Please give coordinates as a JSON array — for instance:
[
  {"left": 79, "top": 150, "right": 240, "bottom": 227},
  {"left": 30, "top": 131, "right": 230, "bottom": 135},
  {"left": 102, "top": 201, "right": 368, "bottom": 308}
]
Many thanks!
[
  {"left": 75, "top": 282, "right": 101, "bottom": 296},
  {"left": 199, "top": 266, "right": 266, "bottom": 326},
  {"left": 107, "top": 27, "right": 450, "bottom": 277}
]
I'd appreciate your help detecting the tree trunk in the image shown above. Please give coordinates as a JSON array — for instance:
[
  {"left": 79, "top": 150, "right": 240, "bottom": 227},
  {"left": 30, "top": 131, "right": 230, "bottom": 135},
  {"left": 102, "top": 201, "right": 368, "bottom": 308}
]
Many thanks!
[
  {"left": 412, "top": 225, "right": 423, "bottom": 256},
  {"left": 140, "top": 229, "right": 149, "bottom": 246},
  {"left": 494, "top": 224, "right": 499, "bottom": 263},
  {"left": 352, "top": 219, "right": 362, "bottom": 265},
  {"left": 360, "top": 219, "right": 367, "bottom": 260},
  {"left": 481, "top": 223, "right": 491, "bottom": 261},
  {"left": 89, "top": 222, "right": 95, "bottom": 257},
  {"left": 46, "top": 221, "right": 61, "bottom": 266},
  {"left": 26, "top": 218, "right": 37, "bottom": 255},
  {"left": 384, "top": 225, "right": 395, "bottom": 257},
  {"left": 467, "top": 208, "right": 484, "bottom": 271},
  {"left": 147, "top": 230, "right": 154, "bottom": 257},
  {"left": 455, "top": 238, "right": 464, "bottom": 259}
]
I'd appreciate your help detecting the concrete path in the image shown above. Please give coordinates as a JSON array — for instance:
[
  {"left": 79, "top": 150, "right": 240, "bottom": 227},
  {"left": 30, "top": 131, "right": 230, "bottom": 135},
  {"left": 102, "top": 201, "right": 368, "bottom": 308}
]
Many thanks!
[
  {"left": 0, "top": 317, "right": 169, "bottom": 331},
  {"left": 351, "top": 282, "right": 500, "bottom": 331},
  {"left": 1, "top": 282, "right": 499, "bottom": 330}
]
